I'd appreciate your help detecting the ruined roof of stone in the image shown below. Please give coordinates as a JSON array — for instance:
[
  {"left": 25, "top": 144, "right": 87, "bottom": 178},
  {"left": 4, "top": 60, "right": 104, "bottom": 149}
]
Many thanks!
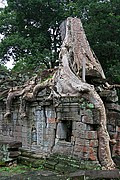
[
  {"left": 0, "top": 70, "right": 30, "bottom": 98},
  {"left": 0, "top": 68, "right": 56, "bottom": 99}
]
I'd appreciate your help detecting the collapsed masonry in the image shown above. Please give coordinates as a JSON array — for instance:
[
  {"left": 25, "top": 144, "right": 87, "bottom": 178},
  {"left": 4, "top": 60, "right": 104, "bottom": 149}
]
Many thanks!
[{"left": 0, "top": 17, "right": 120, "bottom": 170}]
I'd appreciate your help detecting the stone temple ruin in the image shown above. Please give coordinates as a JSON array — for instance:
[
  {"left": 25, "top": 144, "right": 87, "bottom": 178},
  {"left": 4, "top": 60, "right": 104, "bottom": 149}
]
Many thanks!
[{"left": 0, "top": 17, "right": 120, "bottom": 170}]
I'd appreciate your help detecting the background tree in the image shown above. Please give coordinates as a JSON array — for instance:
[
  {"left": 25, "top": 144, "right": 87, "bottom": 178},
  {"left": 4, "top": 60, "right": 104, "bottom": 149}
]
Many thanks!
[
  {"left": 82, "top": 0, "right": 120, "bottom": 84},
  {"left": 0, "top": 0, "right": 120, "bottom": 86},
  {"left": 0, "top": 0, "right": 66, "bottom": 73}
]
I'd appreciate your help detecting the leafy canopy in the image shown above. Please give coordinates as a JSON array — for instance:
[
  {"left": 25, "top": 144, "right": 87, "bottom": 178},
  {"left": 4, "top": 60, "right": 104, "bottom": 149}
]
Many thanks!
[
  {"left": 0, "top": 0, "right": 120, "bottom": 84},
  {"left": 0, "top": 0, "right": 66, "bottom": 73}
]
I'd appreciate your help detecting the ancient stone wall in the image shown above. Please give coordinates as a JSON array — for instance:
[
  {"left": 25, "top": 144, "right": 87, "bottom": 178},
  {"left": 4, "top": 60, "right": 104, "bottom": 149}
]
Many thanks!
[
  {"left": 0, "top": 87, "right": 119, "bottom": 165},
  {"left": 0, "top": 17, "right": 120, "bottom": 169},
  {"left": 0, "top": 99, "right": 22, "bottom": 143},
  {"left": 100, "top": 89, "right": 120, "bottom": 157}
]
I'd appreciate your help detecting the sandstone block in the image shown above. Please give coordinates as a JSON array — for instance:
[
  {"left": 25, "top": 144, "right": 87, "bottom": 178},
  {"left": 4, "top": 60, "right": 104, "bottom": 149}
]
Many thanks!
[
  {"left": 75, "top": 138, "right": 85, "bottom": 146},
  {"left": 107, "top": 124, "right": 115, "bottom": 132},
  {"left": 15, "top": 126, "right": 22, "bottom": 132},
  {"left": 92, "top": 109, "right": 100, "bottom": 124},
  {"left": 99, "top": 90, "right": 118, "bottom": 102},
  {"left": 83, "top": 146, "right": 90, "bottom": 159},
  {"left": 106, "top": 103, "right": 120, "bottom": 112},
  {"left": 47, "top": 118, "right": 56, "bottom": 124},
  {"left": 76, "top": 122, "right": 86, "bottom": 130},
  {"left": 90, "top": 140, "right": 98, "bottom": 147},
  {"left": 74, "top": 145, "right": 84, "bottom": 153},
  {"left": 107, "top": 111, "right": 120, "bottom": 125},
  {"left": 72, "top": 122, "right": 76, "bottom": 130},
  {"left": 73, "top": 130, "right": 85, "bottom": 139},
  {"left": 84, "top": 140, "right": 90, "bottom": 147},
  {"left": 85, "top": 131, "right": 97, "bottom": 140},
  {"left": 13, "top": 112, "right": 18, "bottom": 121},
  {"left": 73, "top": 151, "right": 83, "bottom": 158},
  {"left": 89, "top": 147, "right": 97, "bottom": 161},
  {"left": 22, "top": 126, "right": 27, "bottom": 133}
]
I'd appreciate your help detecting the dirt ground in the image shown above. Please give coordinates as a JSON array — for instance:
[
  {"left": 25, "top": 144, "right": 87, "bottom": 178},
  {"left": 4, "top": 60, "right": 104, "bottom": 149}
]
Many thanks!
[{"left": 0, "top": 170, "right": 67, "bottom": 180}]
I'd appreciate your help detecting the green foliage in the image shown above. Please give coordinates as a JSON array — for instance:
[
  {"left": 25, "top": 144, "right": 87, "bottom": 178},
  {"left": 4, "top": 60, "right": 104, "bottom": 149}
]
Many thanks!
[
  {"left": 0, "top": 0, "right": 120, "bottom": 85},
  {"left": 0, "top": 165, "right": 30, "bottom": 176},
  {"left": 82, "top": 0, "right": 120, "bottom": 84},
  {"left": 0, "top": 63, "right": 8, "bottom": 72},
  {"left": 0, "top": 0, "right": 65, "bottom": 71}
]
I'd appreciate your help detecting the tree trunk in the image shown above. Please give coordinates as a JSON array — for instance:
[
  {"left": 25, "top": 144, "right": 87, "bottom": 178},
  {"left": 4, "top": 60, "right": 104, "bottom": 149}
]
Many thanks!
[
  {"left": 83, "top": 90, "right": 115, "bottom": 169},
  {"left": 53, "top": 17, "right": 115, "bottom": 169}
]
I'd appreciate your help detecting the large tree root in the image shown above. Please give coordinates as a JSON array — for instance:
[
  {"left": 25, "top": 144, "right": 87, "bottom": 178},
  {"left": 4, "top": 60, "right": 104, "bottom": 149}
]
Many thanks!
[
  {"left": 4, "top": 76, "right": 37, "bottom": 118},
  {"left": 83, "top": 90, "right": 115, "bottom": 169}
]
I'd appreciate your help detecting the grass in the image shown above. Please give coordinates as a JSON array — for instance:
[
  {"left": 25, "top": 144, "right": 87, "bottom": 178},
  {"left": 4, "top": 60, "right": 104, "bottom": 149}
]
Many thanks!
[{"left": 0, "top": 165, "right": 33, "bottom": 176}]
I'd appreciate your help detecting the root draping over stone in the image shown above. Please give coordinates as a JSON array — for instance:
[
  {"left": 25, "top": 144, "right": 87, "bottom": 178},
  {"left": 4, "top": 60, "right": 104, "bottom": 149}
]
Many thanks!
[{"left": 4, "top": 17, "right": 116, "bottom": 169}]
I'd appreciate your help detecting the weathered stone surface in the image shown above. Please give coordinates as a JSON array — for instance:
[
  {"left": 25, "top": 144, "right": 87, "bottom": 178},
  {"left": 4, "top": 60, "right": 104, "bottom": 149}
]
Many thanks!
[
  {"left": 53, "top": 141, "right": 72, "bottom": 155},
  {"left": 89, "top": 140, "right": 98, "bottom": 147},
  {"left": 107, "top": 111, "right": 120, "bottom": 125},
  {"left": 70, "top": 170, "right": 120, "bottom": 179},
  {"left": 8, "top": 141, "right": 22, "bottom": 149},
  {"left": 116, "top": 119, "right": 120, "bottom": 126},
  {"left": 74, "top": 130, "right": 85, "bottom": 139},
  {"left": 99, "top": 89, "right": 118, "bottom": 102},
  {"left": 107, "top": 124, "right": 116, "bottom": 132},
  {"left": 82, "top": 109, "right": 93, "bottom": 124},
  {"left": 85, "top": 131, "right": 98, "bottom": 140},
  {"left": 75, "top": 138, "right": 87, "bottom": 146},
  {"left": 89, "top": 147, "right": 97, "bottom": 161},
  {"left": 106, "top": 103, "right": 120, "bottom": 112},
  {"left": 0, "top": 141, "right": 22, "bottom": 165},
  {"left": 9, "top": 151, "right": 21, "bottom": 158},
  {"left": 92, "top": 109, "right": 100, "bottom": 124}
]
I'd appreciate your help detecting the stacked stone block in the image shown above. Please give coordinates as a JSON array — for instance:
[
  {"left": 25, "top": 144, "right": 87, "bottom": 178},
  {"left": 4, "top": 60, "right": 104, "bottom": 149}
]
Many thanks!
[
  {"left": 0, "top": 87, "right": 119, "bottom": 166},
  {"left": 100, "top": 89, "right": 120, "bottom": 157},
  {"left": 52, "top": 97, "right": 99, "bottom": 164},
  {"left": 0, "top": 141, "right": 22, "bottom": 165},
  {"left": 0, "top": 100, "right": 22, "bottom": 143}
]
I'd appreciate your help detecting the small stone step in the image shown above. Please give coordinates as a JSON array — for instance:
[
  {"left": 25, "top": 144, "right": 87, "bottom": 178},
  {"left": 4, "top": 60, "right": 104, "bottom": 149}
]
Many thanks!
[{"left": 0, "top": 141, "right": 22, "bottom": 166}]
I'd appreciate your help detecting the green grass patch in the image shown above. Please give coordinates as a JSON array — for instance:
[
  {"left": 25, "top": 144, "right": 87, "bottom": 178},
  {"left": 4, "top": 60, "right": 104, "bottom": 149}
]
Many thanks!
[{"left": 0, "top": 165, "right": 32, "bottom": 176}]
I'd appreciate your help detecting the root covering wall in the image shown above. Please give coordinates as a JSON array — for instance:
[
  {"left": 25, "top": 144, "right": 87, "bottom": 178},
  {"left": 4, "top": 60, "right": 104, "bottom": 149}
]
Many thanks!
[
  {"left": 0, "top": 88, "right": 119, "bottom": 164},
  {"left": 0, "top": 17, "right": 120, "bottom": 169}
]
